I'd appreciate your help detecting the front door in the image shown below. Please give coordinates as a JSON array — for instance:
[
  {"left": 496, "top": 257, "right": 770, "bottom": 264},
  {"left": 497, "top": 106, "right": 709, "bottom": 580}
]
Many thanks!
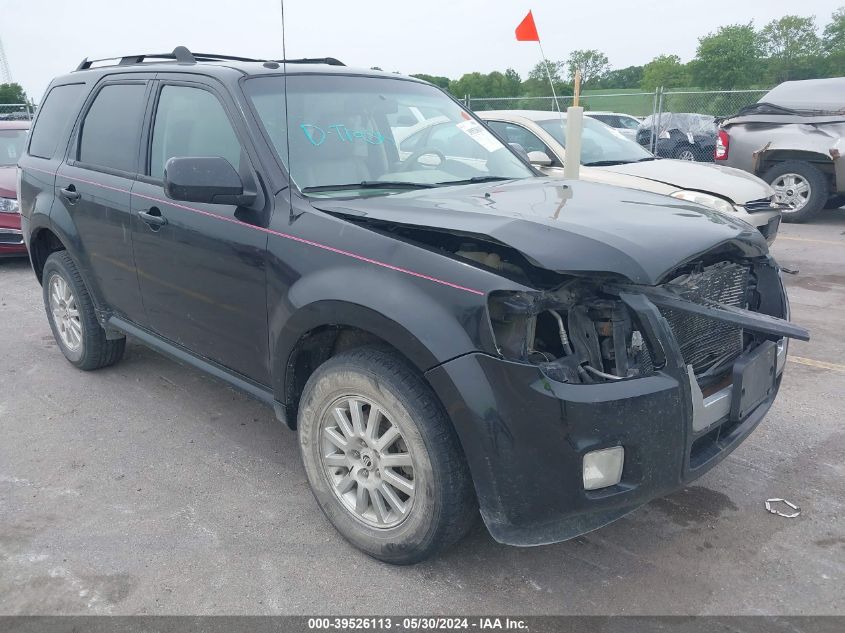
[{"left": 130, "top": 80, "right": 270, "bottom": 384}]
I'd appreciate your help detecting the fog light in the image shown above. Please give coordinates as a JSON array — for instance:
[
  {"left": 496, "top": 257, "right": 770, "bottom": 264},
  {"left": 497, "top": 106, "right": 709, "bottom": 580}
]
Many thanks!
[{"left": 583, "top": 446, "right": 624, "bottom": 490}]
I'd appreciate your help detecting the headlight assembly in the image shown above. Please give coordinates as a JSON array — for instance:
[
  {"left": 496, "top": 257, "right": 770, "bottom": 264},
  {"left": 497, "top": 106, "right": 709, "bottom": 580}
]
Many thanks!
[
  {"left": 0, "top": 197, "right": 20, "bottom": 214},
  {"left": 487, "top": 287, "right": 656, "bottom": 384},
  {"left": 670, "top": 190, "right": 735, "bottom": 215}
]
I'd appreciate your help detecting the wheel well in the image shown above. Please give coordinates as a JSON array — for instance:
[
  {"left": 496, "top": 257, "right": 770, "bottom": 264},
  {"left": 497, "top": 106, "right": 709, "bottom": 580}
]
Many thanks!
[
  {"left": 283, "top": 325, "right": 412, "bottom": 429},
  {"left": 757, "top": 151, "right": 835, "bottom": 187},
  {"left": 29, "top": 228, "right": 66, "bottom": 283}
]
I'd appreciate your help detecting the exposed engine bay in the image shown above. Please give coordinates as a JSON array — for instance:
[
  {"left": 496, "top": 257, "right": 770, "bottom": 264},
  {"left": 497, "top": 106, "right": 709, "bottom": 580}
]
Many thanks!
[{"left": 486, "top": 255, "right": 805, "bottom": 386}]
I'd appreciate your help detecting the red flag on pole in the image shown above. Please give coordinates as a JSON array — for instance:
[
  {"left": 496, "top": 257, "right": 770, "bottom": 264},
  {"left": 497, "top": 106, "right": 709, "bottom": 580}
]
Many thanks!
[{"left": 515, "top": 10, "right": 540, "bottom": 41}]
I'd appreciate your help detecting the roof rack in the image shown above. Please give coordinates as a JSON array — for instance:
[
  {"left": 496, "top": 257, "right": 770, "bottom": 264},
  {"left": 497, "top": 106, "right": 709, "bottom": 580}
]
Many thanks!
[{"left": 75, "top": 46, "right": 345, "bottom": 71}]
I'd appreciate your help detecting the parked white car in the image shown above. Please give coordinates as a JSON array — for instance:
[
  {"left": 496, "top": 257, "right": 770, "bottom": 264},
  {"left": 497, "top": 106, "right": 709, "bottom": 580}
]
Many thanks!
[
  {"left": 478, "top": 110, "right": 782, "bottom": 244},
  {"left": 584, "top": 111, "right": 642, "bottom": 141}
]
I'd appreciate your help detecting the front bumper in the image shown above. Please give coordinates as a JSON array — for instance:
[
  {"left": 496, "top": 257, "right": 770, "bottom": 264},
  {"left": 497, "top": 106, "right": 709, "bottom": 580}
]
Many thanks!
[
  {"left": 426, "top": 336, "right": 786, "bottom": 547},
  {"left": 0, "top": 210, "right": 26, "bottom": 256},
  {"left": 733, "top": 207, "right": 780, "bottom": 245}
]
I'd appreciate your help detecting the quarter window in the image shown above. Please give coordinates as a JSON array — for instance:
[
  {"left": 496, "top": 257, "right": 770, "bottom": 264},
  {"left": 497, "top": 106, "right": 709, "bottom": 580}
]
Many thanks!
[
  {"left": 78, "top": 83, "right": 147, "bottom": 172},
  {"left": 150, "top": 86, "right": 242, "bottom": 180},
  {"left": 28, "top": 83, "right": 86, "bottom": 160}
]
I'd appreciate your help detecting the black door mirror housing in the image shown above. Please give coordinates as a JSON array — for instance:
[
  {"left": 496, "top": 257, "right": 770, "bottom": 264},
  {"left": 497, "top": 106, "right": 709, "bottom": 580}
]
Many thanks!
[{"left": 164, "top": 156, "right": 257, "bottom": 206}]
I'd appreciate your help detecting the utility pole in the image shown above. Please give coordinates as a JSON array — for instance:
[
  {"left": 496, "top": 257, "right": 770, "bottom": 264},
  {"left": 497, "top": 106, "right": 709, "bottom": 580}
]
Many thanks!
[{"left": 0, "top": 36, "right": 12, "bottom": 83}]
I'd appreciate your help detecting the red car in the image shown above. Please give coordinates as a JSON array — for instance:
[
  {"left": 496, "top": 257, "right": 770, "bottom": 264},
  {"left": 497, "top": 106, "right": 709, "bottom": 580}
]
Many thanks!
[{"left": 0, "top": 120, "right": 29, "bottom": 257}]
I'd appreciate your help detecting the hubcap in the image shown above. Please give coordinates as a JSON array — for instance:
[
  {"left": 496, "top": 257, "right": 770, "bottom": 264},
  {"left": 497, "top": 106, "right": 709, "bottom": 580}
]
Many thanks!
[
  {"left": 772, "top": 173, "right": 811, "bottom": 213},
  {"left": 678, "top": 149, "right": 695, "bottom": 161},
  {"left": 48, "top": 274, "right": 82, "bottom": 351},
  {"left": 319, "top": 396, "right": 416, "bottom": 529}
]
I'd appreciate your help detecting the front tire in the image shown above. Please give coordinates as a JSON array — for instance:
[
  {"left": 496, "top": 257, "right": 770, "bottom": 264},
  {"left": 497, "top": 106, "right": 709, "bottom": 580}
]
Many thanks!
[
  {"left": 42, "top": 251, "right": 125, "bottom": 370},
  {"left": 764, "top": 160, "right": 829, "bottom": 223},
  {"left": 297, "top": 348, "right": 477, "bottom": 564}
]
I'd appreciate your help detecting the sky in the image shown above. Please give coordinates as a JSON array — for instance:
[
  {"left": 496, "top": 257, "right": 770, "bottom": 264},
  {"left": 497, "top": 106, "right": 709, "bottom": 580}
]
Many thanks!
[{"left": 2, "top": 0, "right": 840, "bottom": 101}]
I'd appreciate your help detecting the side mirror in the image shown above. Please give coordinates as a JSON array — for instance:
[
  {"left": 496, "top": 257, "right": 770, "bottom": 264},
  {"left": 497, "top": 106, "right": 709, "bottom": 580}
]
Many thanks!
[
  {"left": 164, "top": 156, "right": 256, "bottom": 206},
  {"left": 527, "top": 151, "right": 553, "bottom": 167},
  {"left": 508, "top": 142, "right": 530, "bottom": 162}
]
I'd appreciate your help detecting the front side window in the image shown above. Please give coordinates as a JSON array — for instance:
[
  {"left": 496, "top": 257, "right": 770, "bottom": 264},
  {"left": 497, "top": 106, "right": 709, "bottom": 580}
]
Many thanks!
[
  {"left": 0, "top": 129, "right": 28, "bottom": 167},
  {"left": 486, "top": 120, "right": 558, "bottom": 163},
  {"left": 150, "top": 86, "right": 242, "bottom": 180},
  {"left": 538, "top": 117, "right": 654, "bottom": 165},
  {"left": 617, "top": 116, "right": 641, "bottom": 129},
  {"left": 78, "top": 83, "right": 146, "bottom": 172},
  {"left": 28, "top": 83, "right": 86, "bottom": 160},
  {"left": 245, "top": 75, "right": 533, "bottom": 196}
]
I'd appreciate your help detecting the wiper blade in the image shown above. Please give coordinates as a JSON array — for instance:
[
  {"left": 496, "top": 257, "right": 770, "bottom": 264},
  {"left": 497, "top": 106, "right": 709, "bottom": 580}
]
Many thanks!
[
  {"left": 302, "top": 181, "right": 438, "bottom": 193},
  {"left": 435, "top": 176, "right": 513, "bottom": 186},
  {"left": 582, "top": 160, "right": 629, "bottom": 166}
]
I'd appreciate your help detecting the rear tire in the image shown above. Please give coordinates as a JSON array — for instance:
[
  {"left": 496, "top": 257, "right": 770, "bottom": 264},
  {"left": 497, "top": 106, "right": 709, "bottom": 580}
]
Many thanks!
[
  {"left": 42, "top": 251, "right": 125, "bottom": 370},
  {"left": 297, "top": 347, "right": 477, "bottom": 565},
  {"left": 673, "top": 145, "right": 696, "bottom": 161},
  {"left": 763, "top": 161, "right": 829, "bottom": 223}
]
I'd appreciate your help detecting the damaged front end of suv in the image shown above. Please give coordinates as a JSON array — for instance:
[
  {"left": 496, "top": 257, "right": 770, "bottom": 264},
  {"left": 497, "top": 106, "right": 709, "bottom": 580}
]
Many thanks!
[{"left": 327, "top": 179, "right": 809, "bottom": 547}]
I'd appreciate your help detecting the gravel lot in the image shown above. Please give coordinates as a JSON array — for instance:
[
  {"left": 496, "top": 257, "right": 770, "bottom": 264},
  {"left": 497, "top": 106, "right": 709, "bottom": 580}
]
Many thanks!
[{"left": 1, "top": 209, "right": 843, "bottom": 615}]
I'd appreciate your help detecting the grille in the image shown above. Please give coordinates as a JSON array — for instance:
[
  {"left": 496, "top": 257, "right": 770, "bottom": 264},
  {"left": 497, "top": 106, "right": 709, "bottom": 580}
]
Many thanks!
[
  {"left": 659, "top": 262, "right": 750, "bottom": 375},
  {"left": 743, "top": 197, "right": 776, "bottom": 213}
]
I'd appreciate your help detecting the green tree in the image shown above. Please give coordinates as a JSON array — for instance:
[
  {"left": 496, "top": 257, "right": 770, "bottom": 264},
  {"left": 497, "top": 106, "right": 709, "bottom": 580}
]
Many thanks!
[
  {"left": 823, "top": 6, "right": 845, "bottom": 53},
  {"left": 691, "top": 23, "right": 764, "bottom": 89},
  {"left": 528, "top": 60, "right": 565, "bottom": 83},
  {"left": 411, "top": 74, "right": 451, "bottom": 91},
  {"left": 761, "top": 15, "right": 821, "bottom": 81},
  {"left": 565, "top": 49, "right": 610, "bottom": 86},
  {"left": 640, "top": 54, "right": 689, "bottom": 90},
  {"left": 595, "top": 65, "right": 643, "bottom": 89},
  {"left": 0, "top": 83, "right": 27, "bottom": 104}
]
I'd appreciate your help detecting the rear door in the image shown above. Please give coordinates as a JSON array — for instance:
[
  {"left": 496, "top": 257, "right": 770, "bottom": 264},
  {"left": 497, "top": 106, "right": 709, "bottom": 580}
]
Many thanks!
[
  {"left": 19, "top": 82, "right": 87, "bottom": 251},
  {"left": 54, "top": 78, "right": 152, "bottom": 323},
  {"left": 130, "top": 77, "right": 270, "bottom": 384}
]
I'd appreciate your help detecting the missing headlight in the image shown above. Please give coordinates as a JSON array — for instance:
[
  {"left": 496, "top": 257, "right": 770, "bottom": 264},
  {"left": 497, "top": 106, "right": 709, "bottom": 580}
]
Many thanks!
[{"left": 488, "top": 287, "right": 655, "bottom": 384}]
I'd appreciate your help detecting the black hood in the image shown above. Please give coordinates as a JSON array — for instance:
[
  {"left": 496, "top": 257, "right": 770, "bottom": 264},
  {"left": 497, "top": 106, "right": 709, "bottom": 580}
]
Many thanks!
[{"left": 311, "top": 178, "right": 768, "bottom": 285}]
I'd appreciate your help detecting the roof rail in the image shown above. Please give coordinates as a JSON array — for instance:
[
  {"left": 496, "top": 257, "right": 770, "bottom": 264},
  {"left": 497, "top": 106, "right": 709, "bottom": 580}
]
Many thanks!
[
  {"left": 275, "top": 57, "right": 346, "bottom": 66},
  {"left": 75, "top": 47, "right": 345, "bottom": 71}
]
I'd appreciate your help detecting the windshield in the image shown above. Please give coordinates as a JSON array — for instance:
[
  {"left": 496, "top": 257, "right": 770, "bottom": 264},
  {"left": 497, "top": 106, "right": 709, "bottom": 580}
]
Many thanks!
[
  {"left": 0, "top": 129, "right": 28, "bottom": 167},
  {"left": 245, "top": 75, "right": 533, "bottom": 196},
  {"left": 537, "top": 117, "right": 653, "bottom": 165}
]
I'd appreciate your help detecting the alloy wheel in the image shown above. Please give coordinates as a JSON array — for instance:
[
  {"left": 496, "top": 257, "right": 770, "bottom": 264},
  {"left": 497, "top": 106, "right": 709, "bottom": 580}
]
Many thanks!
[
  {"left": 677, "top": 149, "right": 696, "bottom": 161},
  {"left": 772, "top": 173, "right": 812, "bottom": 214},
  {"left": 48, "top": 274, "right": 82, "bottom": 351},
  {"left": 319, "top": 395, "right": 416, "bottom": 529}
]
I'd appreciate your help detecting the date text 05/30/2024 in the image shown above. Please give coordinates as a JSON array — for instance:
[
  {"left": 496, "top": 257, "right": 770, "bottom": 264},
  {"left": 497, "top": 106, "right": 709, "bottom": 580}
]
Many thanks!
[{"left": 307, "top": 617, "right": 529, "bottom": 630}]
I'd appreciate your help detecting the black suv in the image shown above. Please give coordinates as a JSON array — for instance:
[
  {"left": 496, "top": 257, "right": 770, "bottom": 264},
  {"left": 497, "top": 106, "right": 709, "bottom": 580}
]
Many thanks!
[{"left": 19, "top": 48, "right": 807, "bottom": 564}]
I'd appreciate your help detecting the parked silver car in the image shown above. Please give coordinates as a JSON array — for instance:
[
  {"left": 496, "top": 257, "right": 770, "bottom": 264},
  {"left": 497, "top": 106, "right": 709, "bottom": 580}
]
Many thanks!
[
  {"left": 718, "top": 78, "right": 845, "bottom": 222},
  {"left": 584, "top": 111, "right": 641, "bottom": 141},
  {"left": 478, "top": 110, "right": 781, "bottom": 243}
]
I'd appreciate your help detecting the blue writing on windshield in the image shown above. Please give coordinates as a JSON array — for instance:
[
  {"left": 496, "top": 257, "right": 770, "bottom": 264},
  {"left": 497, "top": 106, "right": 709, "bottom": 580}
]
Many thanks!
[{"left": 300, "top": 123, "right": 385, "bottom": 146}]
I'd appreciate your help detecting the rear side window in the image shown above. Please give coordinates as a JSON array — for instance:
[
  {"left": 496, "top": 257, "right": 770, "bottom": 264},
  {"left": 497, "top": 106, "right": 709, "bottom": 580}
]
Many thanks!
[
  {"left": 78, "top": 83, "right": 147, "bottom": 173},
  {"left": 149, "top": 85, "right": 242, "bottom": 180},
  {"left": 28, "top": 83, "right": 86, "bottom": 159}
]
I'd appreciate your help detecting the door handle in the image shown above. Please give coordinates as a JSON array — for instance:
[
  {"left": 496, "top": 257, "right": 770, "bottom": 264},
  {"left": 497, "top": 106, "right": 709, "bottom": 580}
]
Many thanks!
[
  {"left": 60, "top": 185, "right": 81, "bottom": 203},
  {"left": 138, "top": 207, "right": 167, "bottom": 228}
]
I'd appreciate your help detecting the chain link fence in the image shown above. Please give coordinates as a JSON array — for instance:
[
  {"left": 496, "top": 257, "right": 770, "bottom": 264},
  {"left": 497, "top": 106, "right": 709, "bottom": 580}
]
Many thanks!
[
  {"left": 467, "top": 91, "right": 658, "bottom": 116},
  {"left": 0, "top": 103, "right": 35, "bottom": 120},
  {"left": 467, "top": 89, "right": 769, "bottom": 119}
]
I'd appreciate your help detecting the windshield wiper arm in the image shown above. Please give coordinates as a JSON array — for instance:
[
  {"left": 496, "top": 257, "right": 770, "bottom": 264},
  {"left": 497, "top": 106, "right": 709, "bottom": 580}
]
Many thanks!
[
  {"left": 302, "top": 181, "right": 438, "bottom": 193},
  {"left": 435, "top": 176, "right": 514, "bottom": 186}
]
